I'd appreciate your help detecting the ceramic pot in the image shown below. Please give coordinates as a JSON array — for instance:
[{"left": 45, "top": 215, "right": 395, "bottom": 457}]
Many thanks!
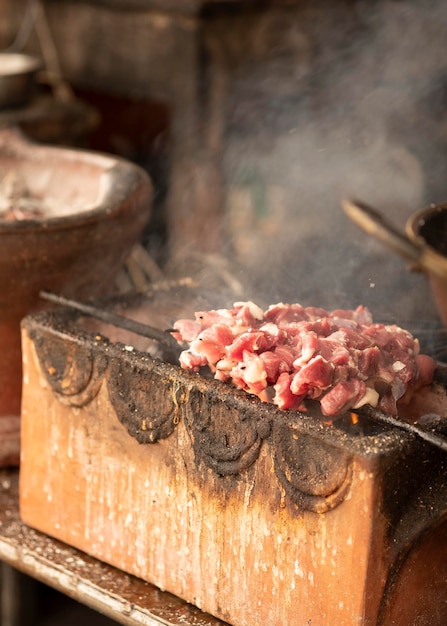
[{"left": 0, "top": 127, "right": 152, "bottom": 465}]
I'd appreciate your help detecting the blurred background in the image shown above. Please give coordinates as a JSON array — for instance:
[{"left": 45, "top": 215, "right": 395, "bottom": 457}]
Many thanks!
[
  {"left": 2, "top": 0, "right": 447, "bottom": 323},
  {"left": 2, "top": 2, "right": 447, "bottom": 619}
]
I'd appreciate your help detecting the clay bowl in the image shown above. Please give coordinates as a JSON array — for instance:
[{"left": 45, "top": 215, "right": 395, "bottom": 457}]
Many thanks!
[{"left": 0, "top": 127, "right": 152, "bottom": 425}]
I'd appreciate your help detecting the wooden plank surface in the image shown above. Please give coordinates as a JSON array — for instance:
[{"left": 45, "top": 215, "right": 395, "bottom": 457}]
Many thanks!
[{"left": 0, "top": 470, "right": 229, "bottom": 626}]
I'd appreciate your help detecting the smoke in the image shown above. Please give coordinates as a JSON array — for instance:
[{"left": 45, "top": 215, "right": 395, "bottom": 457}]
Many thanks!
[{"left": 189, "top": 0, "right": 447, "bottom": 330}]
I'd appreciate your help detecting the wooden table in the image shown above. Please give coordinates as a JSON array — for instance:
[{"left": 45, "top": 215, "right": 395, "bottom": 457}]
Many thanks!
[{"left": 0, "top": 469, "right": 229, "bottom": 626}]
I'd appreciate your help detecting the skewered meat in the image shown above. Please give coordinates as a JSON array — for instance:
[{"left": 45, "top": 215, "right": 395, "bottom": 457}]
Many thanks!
[{"left": 172, "top": 301, "right": 436, "bottom": 417}]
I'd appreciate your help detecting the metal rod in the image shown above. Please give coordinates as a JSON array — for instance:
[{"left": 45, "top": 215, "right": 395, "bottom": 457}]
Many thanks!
[
  {"left": 354, "top": 406, "right": 447, "bottom": 452},
  {"left": 39, "top": 291, "right": 447, "bottom": 451},
  {"left": 39, "top": 291, "right": 181, "bottom": 353}
]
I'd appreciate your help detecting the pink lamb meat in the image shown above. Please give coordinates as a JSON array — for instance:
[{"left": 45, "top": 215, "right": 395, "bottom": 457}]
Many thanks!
[{"left": 172, "top": 301, "right": 436, "bottom": 418}]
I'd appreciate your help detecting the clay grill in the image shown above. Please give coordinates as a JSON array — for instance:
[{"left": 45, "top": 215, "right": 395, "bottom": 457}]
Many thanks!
[{"left": 17, "top": 288, "right": 447, "bottom": 626}]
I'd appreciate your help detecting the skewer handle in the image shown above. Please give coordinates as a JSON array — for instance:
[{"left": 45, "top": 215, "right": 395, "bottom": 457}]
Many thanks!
[
  {"left": 354, "top": 406, "right": 447, "bottom": 452},
  {"left": 39, "top": 291, "right": 182, "bottom": 358}
]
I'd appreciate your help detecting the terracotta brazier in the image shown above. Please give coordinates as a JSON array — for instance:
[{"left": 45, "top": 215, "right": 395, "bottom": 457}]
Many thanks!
[{"left": 19, "top": 304, "right": 447, "bottom": 626}]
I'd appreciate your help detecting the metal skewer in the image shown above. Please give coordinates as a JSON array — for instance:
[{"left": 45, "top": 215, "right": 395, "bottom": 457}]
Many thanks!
[
  {"left": 353, "top": 405, "right": 447, "bottom": 453},
  {"left": 39, "top": 290, "right": 182, "bottom": 360},
  {"left": 38, "top": 291, "right": 447, "bottom": 451}
]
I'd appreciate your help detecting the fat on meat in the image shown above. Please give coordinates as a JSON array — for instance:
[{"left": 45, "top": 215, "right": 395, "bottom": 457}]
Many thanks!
[{"left": 172, "top": 301, "right": 436, "bottom": 418}]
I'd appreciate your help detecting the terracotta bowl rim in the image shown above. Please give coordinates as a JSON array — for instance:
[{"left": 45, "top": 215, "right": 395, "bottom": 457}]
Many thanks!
[{"left": 0, "top": 156, "right": 152, "bottom": 233}]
